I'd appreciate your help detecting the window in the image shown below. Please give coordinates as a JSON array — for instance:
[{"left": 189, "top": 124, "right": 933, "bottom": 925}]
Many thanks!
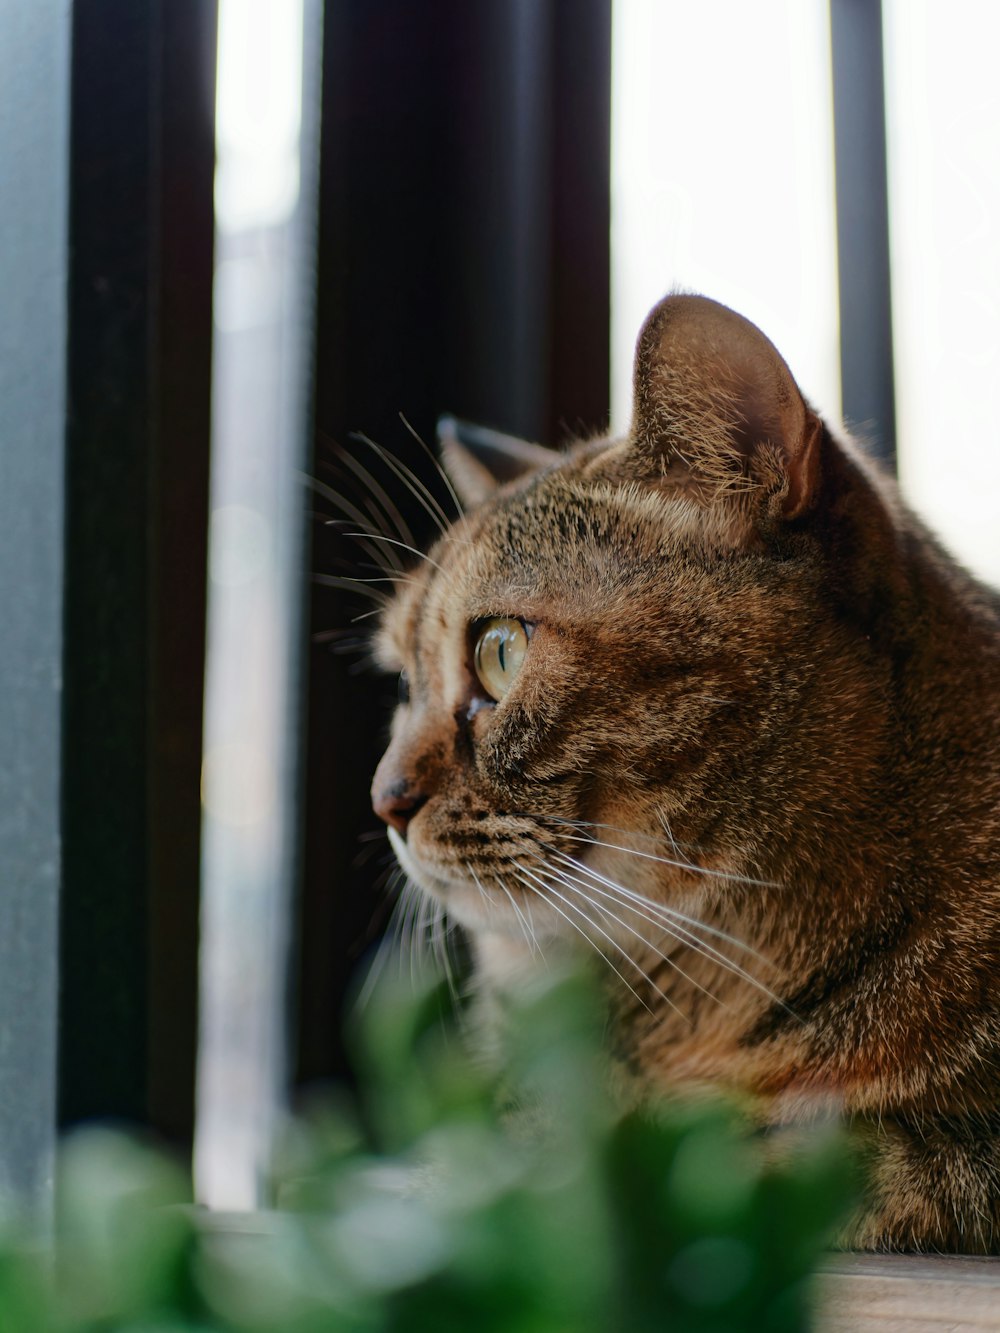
[
  {"left": 4, "top": 10, "right": 997, "bottom": 1290},
  {"left": 611, "top": 0, "right": 841, "bottom": 434}
]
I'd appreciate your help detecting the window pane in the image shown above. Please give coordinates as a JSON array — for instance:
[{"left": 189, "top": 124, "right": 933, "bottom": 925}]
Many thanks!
[
  {"left": 883, "top": 0, "right": 1000, "bottom": 585},
  {"left": 195, "top": 0, "right": 320, "bottom": 1210},
  {"left": 611, "top": 0, "right": 840, "bottom": 434}
]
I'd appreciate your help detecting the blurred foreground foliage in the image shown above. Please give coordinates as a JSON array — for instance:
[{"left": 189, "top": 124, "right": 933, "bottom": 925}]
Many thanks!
[{"left": 0, "top": 966, "right": 856, "bottom": 1332}]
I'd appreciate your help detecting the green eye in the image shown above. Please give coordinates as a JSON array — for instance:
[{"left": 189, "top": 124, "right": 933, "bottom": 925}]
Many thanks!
[{"left": 473, "top": 617, "right": 528, "bottom": 702}]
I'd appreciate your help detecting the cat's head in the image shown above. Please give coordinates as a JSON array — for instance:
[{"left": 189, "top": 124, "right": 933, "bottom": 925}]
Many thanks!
[{"left": 370, "top": 294, "right": 886, "bottom": 943}]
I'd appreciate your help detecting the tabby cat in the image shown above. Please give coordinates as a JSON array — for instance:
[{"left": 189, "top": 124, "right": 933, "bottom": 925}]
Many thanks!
[{"left": 368, "top": 294, "right": 1000, "bottom": 1253}]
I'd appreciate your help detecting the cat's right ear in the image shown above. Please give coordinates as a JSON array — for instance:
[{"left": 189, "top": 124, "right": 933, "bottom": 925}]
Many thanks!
[
  {"left": 437, "top": 415, "right": 556, "bottom": 509},
  {"left": 626, "top": 294, "right": 824, "bottom": 525}
]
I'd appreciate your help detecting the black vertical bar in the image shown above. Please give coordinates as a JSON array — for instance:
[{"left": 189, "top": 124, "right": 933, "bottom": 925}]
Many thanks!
[
  {"left": 830, "top": 0, "right": 897, "bottom": 467},
  {"left": 62, "top": 0, "right": 153, "bottom": 1129},
  {"left": 548, "top": 0, "right": 612, "bottom": 444},
  {"left": 0, "top": 3, "right": 70, "bottom": 1204},
  {"left": 147, "top": 0, "right": 218, "bottom": 1144},
  {"left": 297, "top": 0, "right": 611, "bottom": 1089},
  {"left": 60, "top": 0, "right": 216, "bottom": 1142}
]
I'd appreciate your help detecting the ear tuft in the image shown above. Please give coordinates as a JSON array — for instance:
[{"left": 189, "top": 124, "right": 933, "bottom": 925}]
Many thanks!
[
  {"left": 630, "top": 294, "right": 823, "bottom": 521},
  {"left": 437, "top": 416, "right": 556, "bottom": 509}
]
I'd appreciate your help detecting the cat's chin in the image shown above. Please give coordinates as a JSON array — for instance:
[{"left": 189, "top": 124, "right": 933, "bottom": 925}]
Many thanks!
[{"left": 387, "top": 827, "right": 535, "bottom": 936}]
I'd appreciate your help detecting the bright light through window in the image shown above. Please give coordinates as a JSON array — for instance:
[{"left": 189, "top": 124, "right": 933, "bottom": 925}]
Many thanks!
[
  {"left": 611, "top": 0, "right": 841, "bottom": 436},
  {"left": 196, "top": 0, "right": 312, "bottom": 1211},
  {"left": 883, "top": 0, "right": 1000, "bottom": 586},
  {"left": 215, "top": 0, "right": 304, "bottom": 233}
]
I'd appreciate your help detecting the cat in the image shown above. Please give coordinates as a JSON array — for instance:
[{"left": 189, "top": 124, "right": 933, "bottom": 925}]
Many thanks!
[{"left": 367, "top": 293, "right": 1000, "bottom": 1253}]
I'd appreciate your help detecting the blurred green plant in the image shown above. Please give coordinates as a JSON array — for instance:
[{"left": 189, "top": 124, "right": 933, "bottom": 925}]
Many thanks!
[{"left": 0, "top": 965, "right": 856, "bottom": 1332}]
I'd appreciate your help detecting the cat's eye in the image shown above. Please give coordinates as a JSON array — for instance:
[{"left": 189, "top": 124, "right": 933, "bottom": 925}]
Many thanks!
[
  {"left": 473, "top": 617, "right": 528, "bottom": 702},
  {"left": 398, "top": 669, "right": 410, "bottom": 703}
]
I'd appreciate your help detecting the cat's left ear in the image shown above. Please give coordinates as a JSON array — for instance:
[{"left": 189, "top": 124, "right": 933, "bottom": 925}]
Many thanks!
[
  {"left": 437, "top": 415, "right": 556, "bottom": 509},
  {"left": 628, "top": 294, "right": 824, "bottom": 521}
]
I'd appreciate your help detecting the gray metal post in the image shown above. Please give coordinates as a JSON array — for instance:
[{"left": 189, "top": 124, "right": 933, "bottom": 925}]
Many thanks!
[
  {"left": 0, "top": 4, "right": 70, "bottom": 1205},
  {"left": 830, "top": 0, "right": 897, "bottom": 468}
]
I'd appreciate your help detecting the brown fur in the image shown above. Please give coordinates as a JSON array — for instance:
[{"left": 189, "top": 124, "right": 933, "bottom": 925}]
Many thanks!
[{"left": 369, "top": 294, "right": 1000, "bottom": 1252}]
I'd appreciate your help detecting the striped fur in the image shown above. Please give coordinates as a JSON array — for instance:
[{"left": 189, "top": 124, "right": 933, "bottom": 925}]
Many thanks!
[{"left": 369, "top": 295, "right": 1000, "bottom": 1252}]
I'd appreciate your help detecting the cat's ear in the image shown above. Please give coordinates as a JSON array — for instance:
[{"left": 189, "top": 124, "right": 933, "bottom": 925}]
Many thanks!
[
  {"left": 629, "top": 294, "right": 823, "bottom": 521},
  {"left": 437, "top": 415, "right": 556, "bottom": 509}
]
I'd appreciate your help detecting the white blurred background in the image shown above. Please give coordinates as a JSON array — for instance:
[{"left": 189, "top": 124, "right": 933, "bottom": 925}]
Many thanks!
[{"left": 612, "top": 0, "right": 1000, "bottom": 585}]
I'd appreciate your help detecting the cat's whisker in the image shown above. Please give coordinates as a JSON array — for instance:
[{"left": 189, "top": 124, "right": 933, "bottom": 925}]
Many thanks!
[
  {"left": 428, "top": 898, "right": 459, "bottom": 1007},
  {"left": 473, "top": 864, "right": 542, "bottom": 959},
  {"left": 317, "top": 589, "right": 385, "bottom": 613},
  {"left": 512, "top": 867, "right": 655, "bottom": 1016},
  {"left": 352, "top": 432, "right": 453, "bottom": 539},
  {"left": 553, "top": 874, "right": 706, "bottom": 966},
  {"left": 537, "top": 859, "right": 727, "bottom": 1011},
  {"left": 341, "top": 531, "right": 447, "bottom": 575},
  {"left": 517, "top": 858, "right": 688, "bottom": 1013},
  {"left": 402, "top": 879, "right": 428, "bottom": 984},
  {"left": 423, "top": 892, "right": 448, "bottom": 985},
  {"left": 339, "top": 534, "right": 402, "bottom": 579},
  {"left": 361, "top": 494, "right": 403, "bottom": 550},
  {"left": 504, "top": 875, "right": 545, "bottom": 960},
  {"left": 549, "top": 847, "right": 758, "bottom": 964},
  {"left": 655, "top": 809, "right": 686, "bottom": 863},
  {"left": 312, "top": 625, "right": 370, "bottom": 648},
  {"left": 356, "top": 937, "right": 392, "bottom": 1010},
  {"left": 532, "top": 812, "right": 710, "bottom": 858},
  {"left": 351, "top": 840, "right": 397, "bottom": 875},
  {"left": 517, "top": 862, "right": 690, "bottom": 1022},
  {"left": 549, "top": 849, "right": 795, "bottom": 1018},
  {"left": 304, "top": 474, "right": 404, "bottom": 574},
  {"left": 368, "top": 430, "right": 455, "bottom": 536},
  {"left": 310, "top": 574, "right": 393, "bottom": 605},
  {"left": 398, "top": 411, "right": 466, "bottom": 522},
  {"left": 334, "top": 443, "right": 418, "bottom": 548},
  {"left": 305, "top": 471, "right": 392, "bottom": 536},
  {"left": 542, "top": 843, "right": 768, "bottom": 960},
  {"left": 356, "top": 558, "right": 420, "bottom": 580},
  {"left": 542, "top": 828, "right": 775, "bottom": 889},
  {"left": 391, "top": 879, "right": 414, "bottom": 984},
  {"left": 412, "top": 882, "right": 435, "bottom": 986},
  {"left": 356, "top": 867, "right": 410, "bottom": 1008},
  {"left": 337, "top": 535, "right": 402, "bottom": 580},
  {"left": 315, "top": 572, "right": 423, "bottom": 590}
]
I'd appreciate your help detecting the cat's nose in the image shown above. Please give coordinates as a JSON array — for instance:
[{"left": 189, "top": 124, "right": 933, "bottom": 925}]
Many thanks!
[{"left": 372, "top": 778, "right": 428, "bottom": 837}]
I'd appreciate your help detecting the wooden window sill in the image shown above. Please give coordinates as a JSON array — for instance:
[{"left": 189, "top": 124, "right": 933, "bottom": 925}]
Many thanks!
[{"left": 819, "top": 1254, "right": 1000, "bottom": 1330}]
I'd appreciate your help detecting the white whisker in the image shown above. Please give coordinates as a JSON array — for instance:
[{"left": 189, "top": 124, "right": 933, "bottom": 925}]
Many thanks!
[
  {"left": 473, "top": 865, "right": 542, "bottom": 959},
  {"left": 341, "top": 531, "right": 447, "bottom": 574},
  {"left": 356, "top": 875, "right": 401, "bottom": 1008},
  {"left": 335, "top": 445, "right": 418, "bottom": 548},
  {"left": 516, "top": 863, "right": 684, "bottom": 1020},
  {"left": 545, "top": 829, "right": 774, "bottom": 888},
  {"left": 314, "top": 573, "right": 423, "bottom": 589},
  {"left": 549, "top": 850, "right": 795, "bottom": 1018},
  {"left": 354, "top": 433, "right": 453, "bottom": 539},
  {"left": 534, "top": 812, "right": 708, "bottom": 857},
  {"left": 304, "top": 473, "right": 404, "bottom": 573},
  {"left": 398, "top": 411, "right": 466, "bottom": 521},
  {"left": 539, "top": 859, "right": 726, "bottom": 1011},
  {"left": 357, "top": 869, "right": 412, "bottom": 1007},
  {"left": 540, "top": 843, "right": 767, "bottom": 960},
  {"left": 512, "top": 868, "right": 654, "bottom": 1015}
]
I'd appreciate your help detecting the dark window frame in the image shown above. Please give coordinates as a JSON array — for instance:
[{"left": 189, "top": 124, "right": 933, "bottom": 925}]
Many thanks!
[{"left": 58, "top": 0, "right": 217, "bottom": 1144}]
